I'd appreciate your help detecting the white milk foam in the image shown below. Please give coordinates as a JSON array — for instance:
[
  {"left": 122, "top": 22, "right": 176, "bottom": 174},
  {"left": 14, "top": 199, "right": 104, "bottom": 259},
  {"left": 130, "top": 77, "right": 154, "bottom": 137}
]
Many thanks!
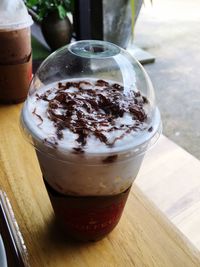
[
  {"left": 22, "top": 78, "right": 160, "bottom": 196},
  {"left": 23, "top": 78, "right": 156, "bottom": 154}
]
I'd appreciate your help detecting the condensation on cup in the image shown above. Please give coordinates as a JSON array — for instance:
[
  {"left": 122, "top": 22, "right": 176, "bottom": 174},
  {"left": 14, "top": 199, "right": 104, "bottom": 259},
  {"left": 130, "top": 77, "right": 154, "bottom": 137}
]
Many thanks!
[
  {"left": 0, "top": 0, "right": 33, "bottom": 104},
  {"left": 20, "top": 40, "right": 162, "bottom": 241}
]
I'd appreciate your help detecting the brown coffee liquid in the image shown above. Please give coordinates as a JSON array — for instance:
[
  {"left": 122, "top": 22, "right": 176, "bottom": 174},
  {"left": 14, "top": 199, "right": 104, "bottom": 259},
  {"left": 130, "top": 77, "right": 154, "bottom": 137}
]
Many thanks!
[
  {"left": 0, "top": 28, "right": 32, "bottom": 103},
  {"left": 44, "top": 178, "right": 131, "bottom": 241}
]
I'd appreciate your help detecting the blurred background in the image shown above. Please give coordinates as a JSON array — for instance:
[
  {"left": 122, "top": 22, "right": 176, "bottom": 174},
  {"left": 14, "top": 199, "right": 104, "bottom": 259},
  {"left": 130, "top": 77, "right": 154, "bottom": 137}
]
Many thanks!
[{"left": 134, "top": 0, "right": 200, "bottom": 159}]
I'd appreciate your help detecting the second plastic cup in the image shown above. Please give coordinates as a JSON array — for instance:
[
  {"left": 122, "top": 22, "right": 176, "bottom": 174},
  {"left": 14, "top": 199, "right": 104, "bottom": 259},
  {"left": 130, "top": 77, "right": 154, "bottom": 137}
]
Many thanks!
[{"left": 0, "top": 0, "right": 33, "bottom": 103}]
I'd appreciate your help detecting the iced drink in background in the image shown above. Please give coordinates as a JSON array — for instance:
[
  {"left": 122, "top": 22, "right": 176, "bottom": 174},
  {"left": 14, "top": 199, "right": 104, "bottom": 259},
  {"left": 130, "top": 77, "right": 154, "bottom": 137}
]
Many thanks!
[
  {"left": 0, "top": 0, "right": 33, "bottom": 103},
  {"left": 21, "top": 41, "right": 162, "bottom": 241}
]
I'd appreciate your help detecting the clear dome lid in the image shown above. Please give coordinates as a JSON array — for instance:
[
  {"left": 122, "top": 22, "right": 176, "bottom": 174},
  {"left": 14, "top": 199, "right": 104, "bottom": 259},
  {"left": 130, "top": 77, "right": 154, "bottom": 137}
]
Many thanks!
[
  {"left": 21, "top": 40, "right": 161, "bottom": 159},
  {"left": 30, "top": 40, "right": 155, "bottom": 103}
]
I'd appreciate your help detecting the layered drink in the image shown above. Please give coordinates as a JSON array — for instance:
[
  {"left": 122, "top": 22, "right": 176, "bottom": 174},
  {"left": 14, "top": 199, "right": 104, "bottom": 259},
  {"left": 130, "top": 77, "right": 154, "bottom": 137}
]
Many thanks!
[
  {"left": 21, "top": 77, "right": 161, "bottom": 241},
  {"left": 0, "top": 0, "right": 32, "bottom": 103}
]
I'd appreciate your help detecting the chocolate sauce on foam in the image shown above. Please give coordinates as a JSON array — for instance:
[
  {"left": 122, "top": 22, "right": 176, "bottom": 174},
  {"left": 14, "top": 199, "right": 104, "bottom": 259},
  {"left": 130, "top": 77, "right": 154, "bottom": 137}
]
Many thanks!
[
  {"left": 26, "top": 78, "right": 152, "bottom": 155},
  {"left": 22, "top": 78, "right": 161, "bottom": 196}
]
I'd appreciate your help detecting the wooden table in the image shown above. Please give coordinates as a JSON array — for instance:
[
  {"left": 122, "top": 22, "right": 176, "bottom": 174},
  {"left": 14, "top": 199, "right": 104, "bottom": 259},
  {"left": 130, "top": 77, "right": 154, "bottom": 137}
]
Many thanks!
[
  {"left": 0, "top": 104, "right": 200, "bottom": 267},
  {"left": 136, "top": 135, "right": 200, "bottom": 250}
]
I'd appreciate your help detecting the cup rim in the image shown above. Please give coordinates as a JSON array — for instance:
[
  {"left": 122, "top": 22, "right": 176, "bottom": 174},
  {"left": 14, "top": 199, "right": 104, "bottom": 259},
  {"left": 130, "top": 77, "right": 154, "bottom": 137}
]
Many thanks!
[{"left": 20, "top": 104, "right": 162, "bottom": 163}]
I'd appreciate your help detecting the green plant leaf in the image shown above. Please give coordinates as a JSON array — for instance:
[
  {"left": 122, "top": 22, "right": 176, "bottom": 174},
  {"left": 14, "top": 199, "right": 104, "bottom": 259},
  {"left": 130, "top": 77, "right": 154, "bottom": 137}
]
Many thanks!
[
  {"left": 24, "top": 0, "right": 73, "bottom": 21},
  {"left": 57, "top": 5, "right": 67, "bottom": 19},
  {"left": 24, "top": 0, "right": 38, "bottom": 8}
]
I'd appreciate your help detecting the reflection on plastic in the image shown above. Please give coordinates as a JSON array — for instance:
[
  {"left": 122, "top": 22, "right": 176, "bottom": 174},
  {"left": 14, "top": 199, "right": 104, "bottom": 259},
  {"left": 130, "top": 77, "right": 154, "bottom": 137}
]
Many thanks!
[{"left": 0, "top": 190, "right": 30, "bottom": 267}]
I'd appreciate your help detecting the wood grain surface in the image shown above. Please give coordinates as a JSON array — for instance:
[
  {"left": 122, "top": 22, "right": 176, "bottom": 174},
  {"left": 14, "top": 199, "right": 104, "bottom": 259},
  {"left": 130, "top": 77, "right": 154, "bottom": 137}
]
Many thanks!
[
  {"left": 0, "top": 104, "right": 200, "bottom": 267},
  {"left": 136, "top": 135, "right": 200, "bottom": 250}
]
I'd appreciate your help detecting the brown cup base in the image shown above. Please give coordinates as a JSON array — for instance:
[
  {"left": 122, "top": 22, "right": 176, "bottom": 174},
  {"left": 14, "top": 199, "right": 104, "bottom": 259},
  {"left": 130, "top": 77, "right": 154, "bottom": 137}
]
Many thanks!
[{"left": 44, "top": 178, "right": 131, "bottom": 241}]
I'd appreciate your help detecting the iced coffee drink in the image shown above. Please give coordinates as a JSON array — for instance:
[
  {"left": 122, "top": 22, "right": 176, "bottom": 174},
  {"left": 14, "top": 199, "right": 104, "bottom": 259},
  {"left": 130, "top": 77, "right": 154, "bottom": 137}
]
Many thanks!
[
  {"left": 0, "top": 0, "right": 33, "bottom": 103},
  {"left": 21, "top": 41, "right": 161, "bottom": 241}
]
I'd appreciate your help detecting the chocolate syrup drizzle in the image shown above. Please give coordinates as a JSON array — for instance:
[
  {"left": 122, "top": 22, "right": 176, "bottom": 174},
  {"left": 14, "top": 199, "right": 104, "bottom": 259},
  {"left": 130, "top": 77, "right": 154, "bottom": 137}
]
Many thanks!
[{"left": 34, "top": 80, "right": 150, "bottom": 153}]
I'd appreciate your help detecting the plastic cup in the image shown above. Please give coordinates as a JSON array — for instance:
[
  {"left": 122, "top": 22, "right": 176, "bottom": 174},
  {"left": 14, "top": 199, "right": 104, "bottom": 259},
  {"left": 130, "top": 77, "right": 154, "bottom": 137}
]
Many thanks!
[
  {"left": 21, "top": 40, "right": 162, "bottom": 241},
  {"left": 0, "top": 0, "right": 33, "bottom": 103}
]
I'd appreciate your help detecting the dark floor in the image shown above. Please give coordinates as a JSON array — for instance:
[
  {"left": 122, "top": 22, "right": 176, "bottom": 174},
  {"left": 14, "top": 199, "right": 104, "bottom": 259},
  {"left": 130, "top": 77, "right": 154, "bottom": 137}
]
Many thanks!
[{"left": 134, "top": 0, "right": 200, "bottom": 159}]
